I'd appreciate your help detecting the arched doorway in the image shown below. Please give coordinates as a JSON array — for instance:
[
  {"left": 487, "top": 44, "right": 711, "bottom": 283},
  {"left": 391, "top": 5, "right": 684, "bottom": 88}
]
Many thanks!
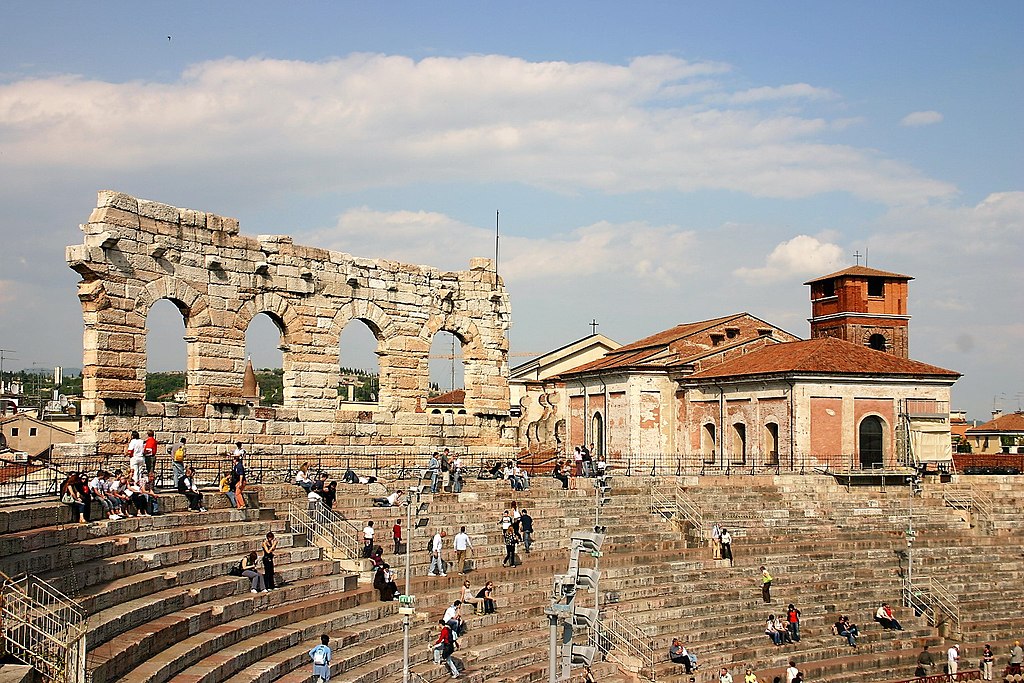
[
  {"left": 702, "top": 424, "right": 716, "bottom": 463},
  {"left": 764, "top": 422, "right": 780, "bottom": 465},
  {"left": 592, "top": 412, "right": 604, "bottom": 456},
  {"left": 732, "top": 422, "right": 747, "bottom": 465},
  {"left": 859, "top": 416, "right": 885, "bottom": 469}
]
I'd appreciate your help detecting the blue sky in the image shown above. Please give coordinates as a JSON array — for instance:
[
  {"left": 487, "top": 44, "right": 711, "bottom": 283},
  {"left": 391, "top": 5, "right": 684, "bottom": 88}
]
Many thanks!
[{"left": 0, "top": 1, "right": 1021, "bottom": 418}]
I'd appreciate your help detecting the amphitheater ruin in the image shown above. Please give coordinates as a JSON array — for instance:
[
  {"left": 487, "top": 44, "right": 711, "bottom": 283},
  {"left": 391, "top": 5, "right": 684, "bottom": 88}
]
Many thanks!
[{"left": 0, "top": 191, "right": 1020, "bottom": 683}]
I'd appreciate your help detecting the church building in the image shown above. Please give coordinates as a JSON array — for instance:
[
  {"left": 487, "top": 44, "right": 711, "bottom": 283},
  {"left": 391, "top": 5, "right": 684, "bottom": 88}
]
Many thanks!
[{"left": 524, "top": 266, "right": 960, "bottom": 472}]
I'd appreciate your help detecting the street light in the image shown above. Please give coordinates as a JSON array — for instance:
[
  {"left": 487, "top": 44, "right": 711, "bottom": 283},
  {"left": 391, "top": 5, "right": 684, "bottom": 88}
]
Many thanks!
[{"left": 401, "top": 485, "right": 420, "bottom": 683}]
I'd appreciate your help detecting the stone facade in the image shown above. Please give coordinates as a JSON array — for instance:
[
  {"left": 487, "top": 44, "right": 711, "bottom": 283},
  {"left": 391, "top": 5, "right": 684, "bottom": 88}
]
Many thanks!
[{"left": 65, "top": 191, "right": 513, "bottom": 460}]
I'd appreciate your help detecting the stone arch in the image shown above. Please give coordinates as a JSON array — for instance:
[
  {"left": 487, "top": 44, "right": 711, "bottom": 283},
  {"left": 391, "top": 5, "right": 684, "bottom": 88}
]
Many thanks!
[
  {"left": 858, "top": 414, "right": 887, "bottom": 469},
  {"left": 419, "top": 313, "right": 481, "bottom": 354},
  {"left": 328, "top": 300, "right": 397, "bottom": 347},
  {"left": 418, "top": 313, "right": 486, "bottom": 412},
  {"left": 133, "top": 277, "right": 212, "bottom": 331},
  {"left": 234, "top": 292, "right": 304, "bottom": 346}
]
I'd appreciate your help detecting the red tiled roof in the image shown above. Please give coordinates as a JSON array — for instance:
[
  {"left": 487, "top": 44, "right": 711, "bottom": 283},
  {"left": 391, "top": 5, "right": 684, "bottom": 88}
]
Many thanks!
[
  {"left": 685, "top": 337, "right": 960, "bottom": 380},
  {"left": 427, "top": 389, "right": 465, "bottom": 405},
  {"left": 965, "top": 412, "right": 1024, "bottom": 434},
  {"left": 804, "top": 265, "right": 913, "bottom": 285},
  {"left": 613, "top": 314, "right": 746, "bottom": 353}
]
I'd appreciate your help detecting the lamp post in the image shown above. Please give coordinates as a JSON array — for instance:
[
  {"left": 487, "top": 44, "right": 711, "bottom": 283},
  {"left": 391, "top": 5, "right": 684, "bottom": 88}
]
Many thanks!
[{"left": 402, "top": 486, "right": 416, "bottom": 683}]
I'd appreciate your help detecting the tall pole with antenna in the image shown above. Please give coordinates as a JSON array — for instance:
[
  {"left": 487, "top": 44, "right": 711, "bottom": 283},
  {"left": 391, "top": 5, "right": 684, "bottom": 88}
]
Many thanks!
[
  {"left": 0, "top": 349, "right": 14, "bottom": 394},
  {"left": 494, "top": 210, "right": 500, "bottom": 286}
]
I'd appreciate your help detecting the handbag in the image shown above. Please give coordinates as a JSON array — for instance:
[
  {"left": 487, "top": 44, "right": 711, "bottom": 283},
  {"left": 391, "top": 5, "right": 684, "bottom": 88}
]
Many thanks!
[{"left": 61, "top": 492, "right": 74, "bottom": 504}]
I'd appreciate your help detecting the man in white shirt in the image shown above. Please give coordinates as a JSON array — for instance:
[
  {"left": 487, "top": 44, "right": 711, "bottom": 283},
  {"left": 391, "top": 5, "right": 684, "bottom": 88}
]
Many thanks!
[
  {"left": 453, "top": 526, "right": 472, "bottom": 574},
  {"left": 785, "top": 660, "right": 799, "bottom": 683},
  {"left": 127, "top": 430, "right": 146, "bottom": 483},
  {"left": 947, "top": 644, "right": 959, "bottom": 675},
  {"left": 362, "top": 521, "right": 375, "bottom": 558},
  {"left": 429, "top": 530, "right": 447, "bottom": 576}
]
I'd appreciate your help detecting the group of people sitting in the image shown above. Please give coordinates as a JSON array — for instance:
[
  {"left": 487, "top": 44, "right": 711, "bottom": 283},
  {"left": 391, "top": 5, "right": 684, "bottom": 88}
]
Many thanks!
[
  {"left": 551, "top": 446, "right": 607, "bottom": 489},
  {"left": 61, "top": 468, "right": 164, "bottom": 523},
  {"left": 294, "top": 462, "right": 380, "bottom": 508},
  {"left": 764, "top": 607, "right": 801, "bottom": 647},
  {"left": 429, "top": 580, "right": 498, "bottom": 678}
]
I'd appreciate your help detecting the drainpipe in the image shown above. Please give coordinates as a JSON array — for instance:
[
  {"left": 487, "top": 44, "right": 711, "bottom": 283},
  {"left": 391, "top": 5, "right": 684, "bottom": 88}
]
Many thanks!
[
  {"left": 575, "top": 378, "right": 588, "bottom": 449},
  {"left": 596, "top": 376, "right": 608, "bottom": 458},
  {"left": 715, "top": 382, "right": 726, "bottom": 471},
  {"left": 786, "top": 379, "right": 796, "bottom": 471}
]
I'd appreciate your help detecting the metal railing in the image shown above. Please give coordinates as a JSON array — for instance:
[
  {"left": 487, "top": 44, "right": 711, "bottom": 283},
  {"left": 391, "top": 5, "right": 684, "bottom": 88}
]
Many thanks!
[
  {"left": 0, "top": 459, "right": 66, "bottom": 501},
  {"left": 1, "top": 574, "right": 87, "bottom": 683},
  {"left": 942, "top": 484, "right": 994, "bottom": 530},
  {"left": 592, "top": 610, "right": 656, "bottom": 682},
  {"left": 650, "top": 482, "right": 705, "bottom": 546},
  {"left": 890, "top": 673, "right": 980, "bottom": 683},
  {"left": 608, "top": 452, "right": 915, "bottom": 477},
  {"left": 287, "top": 501, "right": 362, "bottom": 562},
  {"left": 902, "top": 575, "right": 961, "bottom": 640}
]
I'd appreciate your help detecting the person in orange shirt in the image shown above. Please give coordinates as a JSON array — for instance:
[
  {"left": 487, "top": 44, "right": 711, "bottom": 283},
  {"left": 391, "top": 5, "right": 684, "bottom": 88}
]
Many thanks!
[{"left": 143, "top": 430, "right": 159, "bottom": 480}]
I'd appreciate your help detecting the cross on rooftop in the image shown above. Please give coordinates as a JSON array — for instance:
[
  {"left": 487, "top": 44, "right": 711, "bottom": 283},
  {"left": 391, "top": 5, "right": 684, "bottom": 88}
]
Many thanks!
[
  {"left": 589, "top": 319, "right": 599, "bottom": 335},
  {"left": 853, "top": 250, "right": 863, "bottom": 266}
]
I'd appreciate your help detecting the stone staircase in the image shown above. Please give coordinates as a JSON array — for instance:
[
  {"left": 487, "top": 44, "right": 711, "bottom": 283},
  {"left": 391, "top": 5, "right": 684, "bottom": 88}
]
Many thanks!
[{"left": 3, "top": 471, "right": 1020, "bottom": 683}]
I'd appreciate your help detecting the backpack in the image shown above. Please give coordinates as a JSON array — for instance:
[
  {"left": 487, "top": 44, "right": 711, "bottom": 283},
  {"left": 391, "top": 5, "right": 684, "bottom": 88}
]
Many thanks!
[{"left": 312, "top": 645, "right": 328, "bottom": 666}]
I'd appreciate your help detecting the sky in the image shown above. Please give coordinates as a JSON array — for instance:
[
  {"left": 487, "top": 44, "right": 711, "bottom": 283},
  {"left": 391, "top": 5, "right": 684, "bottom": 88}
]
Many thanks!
[{"left": 0, "top": 1, "right": 1021, "bottom": 419}]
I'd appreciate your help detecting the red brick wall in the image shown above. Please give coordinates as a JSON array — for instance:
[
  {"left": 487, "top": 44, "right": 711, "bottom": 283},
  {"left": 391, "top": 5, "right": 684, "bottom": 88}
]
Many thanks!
[
  {"left": 810, "top": 397, "right": 843, "bottom": 455},
  {"left": 854, "top": 398, "right": 896, "bottom": 461},
  {"left": 569, "top": 395, "right": 585, "bottom": 449}
]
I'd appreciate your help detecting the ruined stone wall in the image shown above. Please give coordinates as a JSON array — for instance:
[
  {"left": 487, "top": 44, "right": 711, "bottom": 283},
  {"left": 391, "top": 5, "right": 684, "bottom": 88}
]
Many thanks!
[{"left": 66, "top": 191, "right": 513, "bottom": 460}]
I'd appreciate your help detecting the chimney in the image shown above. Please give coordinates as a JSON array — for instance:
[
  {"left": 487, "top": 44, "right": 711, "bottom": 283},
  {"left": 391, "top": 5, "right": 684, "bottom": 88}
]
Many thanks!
[{"left": 992, "top": 409, "right": 1003, "bottom": 420}]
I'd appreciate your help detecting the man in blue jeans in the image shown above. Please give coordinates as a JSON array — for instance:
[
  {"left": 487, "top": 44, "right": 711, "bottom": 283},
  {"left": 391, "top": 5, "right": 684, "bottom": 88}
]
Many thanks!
[{"left": 519, "top": 508, "right": 534, "bottom": 553}]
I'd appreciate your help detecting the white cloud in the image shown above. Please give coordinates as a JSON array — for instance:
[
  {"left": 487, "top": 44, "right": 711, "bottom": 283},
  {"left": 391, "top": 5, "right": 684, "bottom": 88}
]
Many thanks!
[
  {"left": 900, "top": 110, "right": 943, "bottom": 127},
  {"left": 709, "top": 83, "right": 838, "bottom": 105},
  {"left": 734, "top": 235, "right": 844, "bottom": 283},
  {"left": 307, "top": 208, "right": 697, "bottom": 286},
  {"left": 0, "top": 54, "right": 954, "bottom": 205}
]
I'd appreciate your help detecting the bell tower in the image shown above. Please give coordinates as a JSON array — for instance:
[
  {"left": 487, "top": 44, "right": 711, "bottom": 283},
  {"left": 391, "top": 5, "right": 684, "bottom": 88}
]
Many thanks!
[{"left": 804, "top": 266, "right": 913, "bottom": 358}]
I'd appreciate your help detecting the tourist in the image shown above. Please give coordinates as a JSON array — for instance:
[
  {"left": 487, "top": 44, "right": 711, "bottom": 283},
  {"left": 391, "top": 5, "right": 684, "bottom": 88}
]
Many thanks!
[
  {"left": 573, "top": 445, "right": 584, "bottom": 477},
  {"left": 720, "top": 528, "right": 734, "bottom": 565},
  {"left": 143, "top": 430, "right": 159, "bottom": 478},
  {"left": 262, "top": 531, "right": 278, "bottom": 590},
  {"left": 372, "top": 490, "right": 404, "bottom": 507},
  {"left": 765, "top": 615, "right": 783, "bottom": 646},
  {"left": 451, "top": 454, "right": 463, "bottom": 493},
  {"left": 60, "top": 473, "right": 88, "bottom": 523},
  {"left": 785, "top": 604, "right": 801, "bottom": 642},
  {"left": 510, "top": 501, "right": 521, "bottom": 535},
  {"left": 744, "top": 669, "right": 758, "bottom": 683},
  {"left": 460, "top": 579, "right": 480, "bottom": 614},
  {"left": 583, "top": 665, "right": 596, "bottom": 683},
  {"left": 308, "top": 634, "right": 332, "bottom": 683},
  {"left": 321, "top": 481, "right": 338, "bottom": 509},
  {"left": 914, "top": 644, "right": 935, "bottom": 678},
  {"left": 443, "top": 599, "right": 465, "bottom": 637},
  {"left": 89, "top": 471, "right": 116, "bottom": 520},
  {"left": 581, "top": 444, "right": 593, "bottom": 477},
  {"left": 434, "top": 618, "right": 461, "bottom": 678},
  {"left": 127, "top": 430, "right": 146, "bottom": 483},
  {"left": 231, "top": 454, "right": 246, "bottom": 509},
  {"left": 172, "top": 437, "right": 187, "bottom": 489},
  {"left": 139, "top": 471, "right": 162, "bottom": 514},
  {"left": 946, "top": 644, "right": 959, "bottom": 676},
  {"left": 240, "top": 550, "right": 267, "bottom": 593},
  {"left": 719, "top": 667, "right": 734, "bottom": 683},
  {"left": 874, "top": 602, "right": 903, "bottom": 630},
  {"left": 125, "top": 474, "right": 149, "bottom": 516},
  {"left": 501, "top": 514, "right": 520, "bottom": 568},
  {"left": 105, "top": 470, "right": 129, "bottom": 518},
  {"left": 773, "top": 615, "right": 792, "bottom": 644},
  {"left": 669, "top": 638, "right": 694, "bottom": 674},
  {"left": 1009, "top": 640, "right": 1024, "bottom": 674},
  {"left": 453, "top": 525, "right": 473, "bottom": 575},
  {"left": 373, "top": 562, "right": 399, "bottom": 601},
  {"left": 552, "top": 461, "right": 569, "bottom": 489},
  {"left": 760, "top": 565, "right": 773, "bottom": 604},
  {"left": 429, "top": 529, "right": 447, "bottom": 577},
  {"left": 427, "top": 452, "right": 441, "bottom": 493},
  {"left": 295, "top": 462, "right": 313, "bottom": 492},
  {"left": 476, "top": 581, "right": 496, "bottom": 614},
  {"left": 595, "top": 452, "right": 608, "bottom": 476},
  {"left": 711, "top": 521, "right": 722, "bottom": 559},
  {"left": 179, "top": 466, "right": 205, "bottom": 511},
  {"left": 981, "top": 643, "right": 994, "bottom": 681},
  {"left": 233, "top": 441, "right": 247, "bottom": 460},
  {"left": 392, "top": 518, "right": 403, "bottom": 554},
  {"left": 785, "top": 660, "right": 799, "bottom": 683},
  {"left": 834, "top": 615, "right": 859, "bottom": 648},
  {"left": 220, "top": 471, "right": 239, "bottom": 508},
  {"left": 509, "top": 463, "right": 527, "bottom": 491},
  {"left": 370, "top": 547, "right": 385, "bottom": 569},
  {"left": 520, "top": 508, "right": 534, "bottom": 553},
  {"left": 362, "top": 521, "right": 375, "bottom": 558}
]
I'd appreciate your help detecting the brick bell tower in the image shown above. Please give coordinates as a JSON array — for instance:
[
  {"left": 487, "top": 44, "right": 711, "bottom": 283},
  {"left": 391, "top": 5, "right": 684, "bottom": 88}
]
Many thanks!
[{"left": 804, "top": 265, "right": 913, "bottom": 358}]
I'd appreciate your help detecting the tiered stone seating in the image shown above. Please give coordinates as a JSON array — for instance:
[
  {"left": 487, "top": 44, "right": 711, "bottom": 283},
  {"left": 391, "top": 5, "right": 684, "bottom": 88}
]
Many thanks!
[{"left": 6, "top": 470, "right": 1019, "bottom": 683}]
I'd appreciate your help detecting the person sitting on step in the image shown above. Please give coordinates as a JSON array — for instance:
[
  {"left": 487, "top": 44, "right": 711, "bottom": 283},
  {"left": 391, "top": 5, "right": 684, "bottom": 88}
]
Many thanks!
[
  {"left": 833, "top": 615, "right": 859, "bottom": 648},
  {"left": 240, "top": 550, "right": 267, "bottom": 593},
  {"left": 874, "top": 602, "right": 903, "bottom": 630}
]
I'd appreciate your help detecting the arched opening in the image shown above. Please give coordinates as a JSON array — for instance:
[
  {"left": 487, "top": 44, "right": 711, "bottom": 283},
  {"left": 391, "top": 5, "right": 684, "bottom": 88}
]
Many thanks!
[
  {"left": 764, "top": 422, "right": 780, "bottom": 465},
  {"left": 244, "top": 312, "right": 285, "bottom": 406},
  {"left": 338, "top": 320, "right": 380, "bottom": 403},
  {"left": 428, "top": 330, "right": 466, "bottom": 397},
  {"left": 732, "top": 422, "right": 747, "bottom": 465},
  {"left": 592, "top": 412, "right": 605, "bottom": 456},
  {"left": 702, "top": 423, "right": 717, "bottom": 463},
  {"left": 554, "top": 420, "right": 566, "bottom": 451},
  {"left": 145, "top": 298, "right": 188, "bottom": 402},
  {"left": 868, "top": 334, "right": 887, "bottom": 352},
  {"left": 859, "top": 415, "right": 885, "bottom": 469}
]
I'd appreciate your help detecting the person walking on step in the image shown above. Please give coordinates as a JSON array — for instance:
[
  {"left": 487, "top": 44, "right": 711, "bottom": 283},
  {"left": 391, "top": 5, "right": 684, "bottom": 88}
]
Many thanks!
[
  {"left": 429, "top": 529, "right": 447, "bottom": 576},
  {"left": 711, "top": 521, "right": 722, "bottom": 559},
  {"left": 720, "top": 528, "right": 733, "bottom": 565},
  {"left": 785, "top": 660, "right": 799, "bottom": 683},
  {"left": 914, "top": 644, "right": 935, "bottom": 678},
  {"left": 172, "top": 437, "right": 187, "bottom": 489},
  {"left": 760, "top": 566, "right": 773, "bottom": 603},
  {"left": 262, "top": 531, "right": 278, "bottom": 590},
  {"left": 520, "top": 508, "right": 534, "bottom": 553},
  {"left": 453, "top": 526, "right": 473, "bottom": 574},
  {"left": 501, "top": 514, "right": 521, "bottom": 567},
  {"left": 392, "top": 518, "right": 403, "bottom": 555},
  {"left": 309, "top": 634, "right": 332, "bottom": 683},
  {"left": 231, "top": 454, "right": 246, "bottom": 509},
  {"left": 434, "top": 618, "right": 461, "bottom": 678},
  {"left": 362, "top": 520, "right": 375, "bottom": 558}
]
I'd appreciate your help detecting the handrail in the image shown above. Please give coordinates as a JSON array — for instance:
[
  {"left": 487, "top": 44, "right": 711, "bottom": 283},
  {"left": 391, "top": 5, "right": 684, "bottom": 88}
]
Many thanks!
[
  {"left": 593, "top": 610, "right": 656, "bottom": 682},
  {"left": 650, "top": 482, "right": 707, "bottom": 546},
  {"left": 942, "top": 484, "right": 993, "bottom": 530},
  {"left": 1, "top": 573, "right": 87, "bottom": 683},
  {"left": 288, "top": 502, "right": 362, "bottom": 561},
  {"left": 903, "top": 575, "right": 961, "bottom": 640}
]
